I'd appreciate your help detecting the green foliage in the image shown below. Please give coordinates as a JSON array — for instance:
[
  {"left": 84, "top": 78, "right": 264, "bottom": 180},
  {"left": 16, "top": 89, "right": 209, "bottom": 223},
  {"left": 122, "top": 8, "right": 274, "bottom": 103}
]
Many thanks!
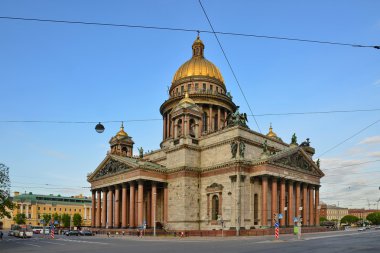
[
  {"left": 61, "top": 213, "right": 70, "bottom": 227},
  {"left": 52, "top": 213, "right": 61, "bottom": 226},
  {"left": 13, "top": 213, "right": 26, "bottom": 224},
  {"left": 73, "top": 213, "right": 82, "bottom": 227},
  {"left": 366, "top": 212, "right": 380, "bottom": 225},
  {"left": 340, "top": 215, "right": 359, "bottom": 225},
  {"left": 42, "top": 214, "right": 52, "bottom": 225},
  {"left": 0, "top": 163, "right": 14, "bottom": 219},
  {"left": 320, "top": 216, "right": 328, "bottom": 223}
]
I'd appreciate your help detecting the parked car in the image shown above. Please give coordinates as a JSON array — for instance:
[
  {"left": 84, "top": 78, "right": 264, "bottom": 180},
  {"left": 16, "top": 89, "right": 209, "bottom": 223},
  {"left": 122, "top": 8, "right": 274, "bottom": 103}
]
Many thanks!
[
  {"left": 375, "top": 226, "right": 380, "bottom": 230},
  {"left": 79, "top": 230, "right": 94, "bottom": 236},
  {"left": 8, "top": 230, "right": 15, "bottom": 236},
  {"left": 65, "top": 230, "right": 79, "bottom": 236},
  {"left": 358, "top": 227, "right": 365, "bottom": 232}
]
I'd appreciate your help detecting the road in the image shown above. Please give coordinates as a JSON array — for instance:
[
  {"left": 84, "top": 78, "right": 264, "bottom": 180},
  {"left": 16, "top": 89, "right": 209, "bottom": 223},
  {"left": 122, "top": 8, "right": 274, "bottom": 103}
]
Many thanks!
[{"left": 1, "top": 229, "right": 379, "bottom": 253}]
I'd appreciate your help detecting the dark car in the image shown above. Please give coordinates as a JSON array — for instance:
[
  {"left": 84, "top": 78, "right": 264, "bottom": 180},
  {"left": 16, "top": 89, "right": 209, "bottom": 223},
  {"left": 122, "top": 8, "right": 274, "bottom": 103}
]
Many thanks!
[
  {"left": 65, "top": 230, "right": 79, "bottom": 236},
  {"left": 79, "top": 230, "right": 94, "bottom": 236}
]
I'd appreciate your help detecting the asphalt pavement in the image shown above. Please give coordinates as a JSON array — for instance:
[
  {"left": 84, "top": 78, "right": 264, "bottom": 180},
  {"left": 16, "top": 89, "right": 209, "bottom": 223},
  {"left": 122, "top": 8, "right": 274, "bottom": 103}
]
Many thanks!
[{"left": 1, "top": 229, "right": 379, "bottom": 253}]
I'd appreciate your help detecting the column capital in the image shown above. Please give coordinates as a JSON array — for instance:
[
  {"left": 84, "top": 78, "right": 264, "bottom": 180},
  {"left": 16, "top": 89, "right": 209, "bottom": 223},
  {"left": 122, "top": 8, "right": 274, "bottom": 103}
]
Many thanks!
[
  {"left": 129, "top": 181, "right": 136, "bottom": 187},
  {"left": 151, "top": 181, "right": 157, "bottom": 187},
  {"left": 108, "top": 186, "right": 115, "bottom": 191}
]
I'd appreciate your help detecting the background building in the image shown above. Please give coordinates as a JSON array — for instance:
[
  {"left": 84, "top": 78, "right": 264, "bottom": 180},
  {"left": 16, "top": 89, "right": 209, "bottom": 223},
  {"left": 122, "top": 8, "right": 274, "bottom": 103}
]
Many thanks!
[
  {"left": 348, "top": 209, "right": 377, "bottom": 220},
  {"left": 320, "top": 204, "right": 348, "bottom": 221},
  {"left": 1, "top": 192, "right": 92, "bottom": 229}
]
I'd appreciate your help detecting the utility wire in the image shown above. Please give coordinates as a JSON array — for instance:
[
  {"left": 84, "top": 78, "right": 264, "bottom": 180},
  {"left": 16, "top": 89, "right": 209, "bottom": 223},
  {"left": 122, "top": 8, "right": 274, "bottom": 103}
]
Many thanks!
[
  {"left": 250, "top": 108, "right": 380, "bottom": 117},
  {"left": 317, "top": 118, "right": 380, "bottom": 158},
  {"left": 1, "top": 108, "right": 379, "bottom": 124},
  {"left": 198, "top": 0, "right": 262, "bottom": 133},
  {"left": 322, "top": 159, "right": 380, "bottom": 171},
  {"left": 0, "top": 16, "right": 378, "bottom": 50}
]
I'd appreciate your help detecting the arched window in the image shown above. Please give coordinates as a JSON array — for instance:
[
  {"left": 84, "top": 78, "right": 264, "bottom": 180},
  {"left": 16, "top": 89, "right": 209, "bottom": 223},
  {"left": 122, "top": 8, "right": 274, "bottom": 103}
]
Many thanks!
[
  {"left": 189, "top": 118, "right": 195, "bottom": 137},
  {"left": 202, "top": 112, "right": 208, "bottom": 132},
  {"left": 177, "top": 119, "right": 182, "bottom": 137},
  {"left": 212, "top": 195, "right": 219, "bottom": 220}
]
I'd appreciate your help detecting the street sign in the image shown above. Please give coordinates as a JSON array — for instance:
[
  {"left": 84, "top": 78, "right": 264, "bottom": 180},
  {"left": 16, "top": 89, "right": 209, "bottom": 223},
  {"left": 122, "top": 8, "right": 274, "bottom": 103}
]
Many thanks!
[
  {"left": 293, "top": 217, "right": 298, "bottom": 222},
  {"left": 278, "top": 213, "right": 283, "bottom": 219},
  {"left": 274, "top": 222, "right": 279, "bottom": 227}
]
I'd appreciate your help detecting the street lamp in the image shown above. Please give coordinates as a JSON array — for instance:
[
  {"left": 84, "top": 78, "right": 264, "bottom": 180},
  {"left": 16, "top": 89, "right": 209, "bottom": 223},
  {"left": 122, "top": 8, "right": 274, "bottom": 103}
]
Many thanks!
[{"left": 95, "top": 122, "right": 105, "bottom": 133}]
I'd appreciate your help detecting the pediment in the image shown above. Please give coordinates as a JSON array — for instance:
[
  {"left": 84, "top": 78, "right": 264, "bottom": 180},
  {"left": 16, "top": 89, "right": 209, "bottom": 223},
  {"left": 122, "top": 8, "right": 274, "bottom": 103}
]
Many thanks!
[
  {"left": 88, "top": 155, "right": 137, "bottom": 182},
  {"left": 269, "top": 148, "right": 324, "bottom": 177},
  {"left": 94, "top": 158, "right": 131, "bottom": 179}
]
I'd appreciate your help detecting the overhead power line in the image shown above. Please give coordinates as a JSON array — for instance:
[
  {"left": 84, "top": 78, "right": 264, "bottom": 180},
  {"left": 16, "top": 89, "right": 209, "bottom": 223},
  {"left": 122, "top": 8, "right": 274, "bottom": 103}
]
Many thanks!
[
  {"left": 0, "top": 108, "right": 379, "bottom": 125},
  {"left": 198, "top": 0, "right": 262, "bottom": 133},
  {"left": 322, "top": 159, "right": 380, "bottom": 171},
  {"left": 0, "top": 16, "right": 378, "bottom": 50},
  {"left": 317, "top": 118, "right": 380, "bottom": 158}
]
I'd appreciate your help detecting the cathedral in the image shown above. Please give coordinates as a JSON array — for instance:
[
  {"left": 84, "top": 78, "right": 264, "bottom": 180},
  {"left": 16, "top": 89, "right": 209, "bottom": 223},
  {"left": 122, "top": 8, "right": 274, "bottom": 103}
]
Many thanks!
[{"left": 87, "top": 36, "right": 324, "bottom": 233}]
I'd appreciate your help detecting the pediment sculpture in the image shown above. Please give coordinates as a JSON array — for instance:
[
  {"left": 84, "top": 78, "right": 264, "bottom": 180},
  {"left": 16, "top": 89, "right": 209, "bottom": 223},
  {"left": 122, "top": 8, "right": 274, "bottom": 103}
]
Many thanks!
[
  {"left": 276, "top": 153, "right": 312, "bottom": 171},
  {"left": 94, "top": 159, "right": 130, "bottom": 179}
]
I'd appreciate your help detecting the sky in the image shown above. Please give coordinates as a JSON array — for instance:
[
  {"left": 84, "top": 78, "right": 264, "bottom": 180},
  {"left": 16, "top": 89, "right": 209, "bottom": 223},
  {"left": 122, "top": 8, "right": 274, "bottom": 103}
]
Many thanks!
[{"left": 0, "top": 0, "right": 379, "bottom": 209}]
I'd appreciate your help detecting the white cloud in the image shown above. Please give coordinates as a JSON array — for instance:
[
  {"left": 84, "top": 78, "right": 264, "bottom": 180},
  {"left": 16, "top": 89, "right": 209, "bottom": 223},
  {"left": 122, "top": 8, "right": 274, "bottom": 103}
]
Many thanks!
[
  {"left": 359, "top": 136, "right": 380, "bottom": 145},
  {"left": 367, "top": 151, "right": 380, "bottom": 158}
]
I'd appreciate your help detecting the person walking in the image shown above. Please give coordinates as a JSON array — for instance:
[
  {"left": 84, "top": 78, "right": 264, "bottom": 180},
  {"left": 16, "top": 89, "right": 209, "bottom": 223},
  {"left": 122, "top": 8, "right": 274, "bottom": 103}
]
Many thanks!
[{"left": 0, "top": 230, "right": 3, "bottom": 240}]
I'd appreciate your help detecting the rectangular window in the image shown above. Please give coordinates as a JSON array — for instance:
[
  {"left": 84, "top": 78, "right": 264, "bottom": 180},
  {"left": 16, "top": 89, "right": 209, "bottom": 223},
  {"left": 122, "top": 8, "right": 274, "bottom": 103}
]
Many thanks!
[
  {"left": 74, "top": 209, "right": 76, "bottom": 212},
  {"left": 44, "top": 207, "right": 46, "bottom": 211},
  {"left": 49, "top": 208, "right": 51, "bottom": 211},
  {"left": 210, "top": 85, "right": 213, "bottom": 92},
  {"left": 59, "top": 208, "right": 61, "bottom": 211},
  {"left": 188, "top": 83, "right": 191, "bottom": 91},
  {"left": 176, "top": 88, "right": 178, "bottom": 94},
  {"left": 38, "top": 207, "right": 40, "bottom": 211},
  {"left": 181, "top": 86, "right": 184, "bottom": 94},
  {"left": 65, "top": 208, "right": 67, "bottom": 211},
  {"left": 203, "top": 83, "right": 206, "bottom": 91},
  {"left": 54, "top": 208, "right": 56, "bottom": 211},
  {"left": 195, "top": 83, "right": 199, "bottom": 90},
  {"left": 216, "top": 87, "right": 219, "bottom": 93}
]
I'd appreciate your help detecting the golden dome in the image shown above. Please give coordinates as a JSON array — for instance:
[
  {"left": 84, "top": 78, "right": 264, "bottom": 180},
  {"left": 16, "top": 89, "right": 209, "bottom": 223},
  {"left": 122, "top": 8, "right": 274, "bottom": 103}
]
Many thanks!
[
  {"left": 116, "top": 122, "right": 128, "bottom": 137},
  {"left": 172, "top": 35, "right": 224, "bottom": 84},
  {"left": 266, "top": 123, "right": 278, "bottom": 138}
]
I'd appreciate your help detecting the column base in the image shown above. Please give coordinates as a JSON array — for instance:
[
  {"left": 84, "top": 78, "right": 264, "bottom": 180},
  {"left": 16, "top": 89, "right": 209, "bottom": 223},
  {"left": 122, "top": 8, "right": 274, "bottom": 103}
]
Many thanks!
[{"left": 121, "top": 226, "right": 127, "bottom": 229}]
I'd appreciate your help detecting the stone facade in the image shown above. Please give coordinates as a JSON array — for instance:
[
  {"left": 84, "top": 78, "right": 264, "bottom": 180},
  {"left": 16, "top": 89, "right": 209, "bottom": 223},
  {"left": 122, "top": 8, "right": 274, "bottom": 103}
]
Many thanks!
[{"left": 87, "top": 36, "right": 324, "bottom": 233}]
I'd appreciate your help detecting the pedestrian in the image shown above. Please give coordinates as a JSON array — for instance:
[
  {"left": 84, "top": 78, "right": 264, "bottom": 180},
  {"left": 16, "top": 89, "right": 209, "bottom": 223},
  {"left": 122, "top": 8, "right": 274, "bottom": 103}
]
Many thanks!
[{"left": 0, "top": 230, "right": 3, "bottom": 240}]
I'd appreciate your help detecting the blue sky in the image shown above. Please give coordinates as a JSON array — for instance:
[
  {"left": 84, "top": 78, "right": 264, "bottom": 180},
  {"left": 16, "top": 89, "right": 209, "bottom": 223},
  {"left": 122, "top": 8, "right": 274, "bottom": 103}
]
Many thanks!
[{"left": 0, "top": 0, "right": 379, "bottom": 209}]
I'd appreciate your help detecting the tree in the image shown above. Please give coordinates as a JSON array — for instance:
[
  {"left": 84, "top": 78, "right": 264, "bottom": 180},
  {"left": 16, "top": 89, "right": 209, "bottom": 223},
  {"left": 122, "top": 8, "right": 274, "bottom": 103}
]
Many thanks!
[
  {"left": 320, "top": 216, "right": 328, "bottom": 223},
  {"left": 61, "top": 213, "right": 70, "bottom": 228},
  {"left": 13, "top": 213, "right": 26, "bottom": 224},
  {"left": 52, "top": 213, "right": 61, "bottom": 226},
  {"left": 340, "top": 215, "right": 359, "bottom": 225},
  {"left": 73, "top": 213, "right": 82, "bottom": 227},
  {"left": 0, "top": 163, "right": 14, "bottom": 218},
  {"left": 42, "top": 214, "right": 52, "bottom": 225},
  {"left": 366, "top": 212, "right": 380, "bottom": 225}
]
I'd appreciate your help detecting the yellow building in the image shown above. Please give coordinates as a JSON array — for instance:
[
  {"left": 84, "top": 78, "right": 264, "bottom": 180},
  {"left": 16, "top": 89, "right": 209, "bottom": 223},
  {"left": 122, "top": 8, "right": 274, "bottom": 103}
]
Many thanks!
[{"left": 1, "top": 192, "right": 92, "bottom": 229}]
